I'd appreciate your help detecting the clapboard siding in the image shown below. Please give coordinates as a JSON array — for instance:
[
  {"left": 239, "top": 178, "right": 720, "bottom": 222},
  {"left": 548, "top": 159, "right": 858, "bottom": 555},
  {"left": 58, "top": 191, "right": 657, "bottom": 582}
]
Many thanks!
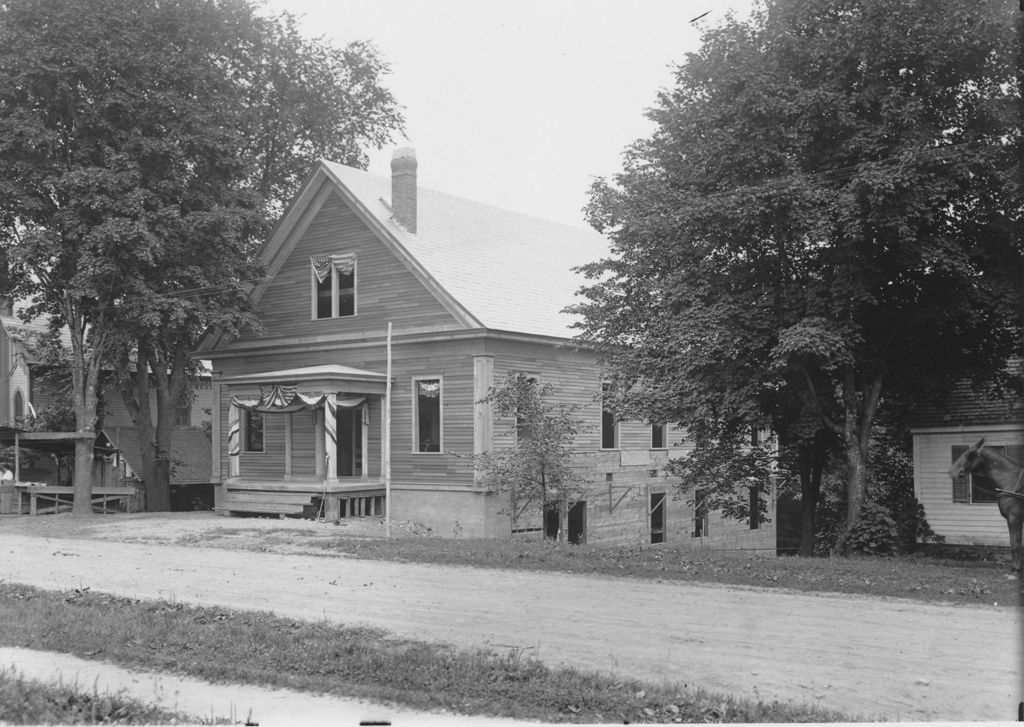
[
  {"left": 246, "top": 192, "right": 461, "bottom": 343},
  {"left": 8, "top": 362, "right": 28, "bottom": 424},
  {"left": 487, "top": 339, "right": 681, "bottom": 454},
  {"left": 238, "top": 412, "right": 286, "bottom": 479},
  {"left": 217, "top": 337, "right": 479, "bottom": 488},
  {"left": 290, "top": 411, "right": 317, "bottom": 477},
  {"left": 914, "top": 428, "right": 1024, "bottom": 545}
]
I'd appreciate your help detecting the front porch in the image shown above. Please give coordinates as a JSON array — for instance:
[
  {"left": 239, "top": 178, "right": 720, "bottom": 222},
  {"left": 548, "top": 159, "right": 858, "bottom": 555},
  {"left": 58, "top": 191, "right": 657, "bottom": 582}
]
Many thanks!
[
  {"left": 216, "top": 364, "right": 390, "bottom": 518},
  {"left": 217, "top": 477, "right": 385, "bottom": 519}
]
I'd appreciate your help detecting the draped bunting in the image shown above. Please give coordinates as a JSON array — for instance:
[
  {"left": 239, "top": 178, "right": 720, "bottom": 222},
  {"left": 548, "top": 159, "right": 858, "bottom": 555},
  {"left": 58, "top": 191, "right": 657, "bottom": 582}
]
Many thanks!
[
  {"left": 227, "top": 403, "right": 241, "bottom": 476},
  {"left": 311, "top": 255, "right": 332, "bottom": 284},
  {"left": 230, "top": 388, "right": 365, "bottom": 413},
  {"left": 228, "top": 387, "right": 368, "bottom": 481},
  {"left": 310, "top": 253, "right": 356, "bottom": 283},
  {"left": 417, "top": 381, "right": 440, "bottom": 398},
  {"left": 324, "top": 396, "right": 337, "bottom": 478}
]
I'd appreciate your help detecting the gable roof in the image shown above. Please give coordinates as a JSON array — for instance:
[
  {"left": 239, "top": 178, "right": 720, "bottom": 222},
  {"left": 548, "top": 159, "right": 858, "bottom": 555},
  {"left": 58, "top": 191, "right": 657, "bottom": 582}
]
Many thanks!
[
  {"left": 105, "top": 426, "right": 212, "bottom": 486},
  {"left": 259, "top": 160, "right": 610, "bottom": 341},
  {"left": 0, "top": 300, "right": 72, "bottom": 362},
  {"left": 911, "top": 360, "right": 1024, "bottom": 429}
]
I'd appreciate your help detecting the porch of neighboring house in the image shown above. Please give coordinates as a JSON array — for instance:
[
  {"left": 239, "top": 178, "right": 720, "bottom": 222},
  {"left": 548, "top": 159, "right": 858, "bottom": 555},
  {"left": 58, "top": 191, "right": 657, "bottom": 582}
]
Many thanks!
[
  {"left": 217, "top": 365, "right": 389, "bottom": 519},
  {"left": 0, "top": 426, "right": 137, "bottom": 515}
]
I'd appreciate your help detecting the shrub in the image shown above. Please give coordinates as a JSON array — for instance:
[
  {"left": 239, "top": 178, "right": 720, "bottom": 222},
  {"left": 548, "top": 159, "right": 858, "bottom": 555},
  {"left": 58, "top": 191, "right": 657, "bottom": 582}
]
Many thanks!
[{"left": 845, "top": 502, "right": 899, "bottom": 555}]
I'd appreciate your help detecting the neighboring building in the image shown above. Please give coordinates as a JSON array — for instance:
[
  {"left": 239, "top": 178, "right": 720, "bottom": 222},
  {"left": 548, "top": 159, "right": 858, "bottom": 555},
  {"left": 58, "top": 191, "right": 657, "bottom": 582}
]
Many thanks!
[
  {"left": 0, "top": 298, "right": 52, "bottom": 426},
  {"left": 1, "top": 297, "right": 212, "bottom": 502},
  {"left": 198, "top": 149, "right": 775, "bottom": 548},
  {"left": 911, "top": 366, "right": 1024, "bottom": 546}
]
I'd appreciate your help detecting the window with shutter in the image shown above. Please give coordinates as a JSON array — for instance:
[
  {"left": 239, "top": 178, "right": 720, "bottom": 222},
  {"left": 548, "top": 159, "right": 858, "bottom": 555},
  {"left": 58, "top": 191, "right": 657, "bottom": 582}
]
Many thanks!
[
  {"left": 952, "top": 444, "right": 1014, "bottom": 503},
  {"left": 951, "top": 446, "right": 970, "bottom": 503}
]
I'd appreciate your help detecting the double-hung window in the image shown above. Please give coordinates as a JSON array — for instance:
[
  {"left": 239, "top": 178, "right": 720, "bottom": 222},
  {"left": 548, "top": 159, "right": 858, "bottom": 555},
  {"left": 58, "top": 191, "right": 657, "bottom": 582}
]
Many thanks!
[
  {"left": 243, "top": 410, "right": 265, "bottom": 453},
  {"left": 311, "top": 253, "right": 356, "bottom": 319},
  {"left": 414, "top": 378, "right": 442, "bottom": 453}
]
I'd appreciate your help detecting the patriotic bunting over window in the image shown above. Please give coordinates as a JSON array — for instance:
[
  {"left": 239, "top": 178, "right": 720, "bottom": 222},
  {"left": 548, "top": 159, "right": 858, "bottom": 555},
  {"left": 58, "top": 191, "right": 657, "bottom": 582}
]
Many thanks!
[
  {"left": 311, "top": 255, "right": 332, "bottom": 283},
  {"left": 310, "top": 253, "right": 356, "bottom": 283},
  {"left": 230, "top": 388, "right": 366, "bottom": 413}
]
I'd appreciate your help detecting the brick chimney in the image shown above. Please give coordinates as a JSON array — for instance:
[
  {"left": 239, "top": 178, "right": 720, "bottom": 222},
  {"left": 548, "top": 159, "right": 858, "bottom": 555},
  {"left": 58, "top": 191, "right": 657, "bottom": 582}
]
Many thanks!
[
  {"left": 390, "top": 147, "right": 417, "bottom": 233},
  {"left": 0, "top": 297, "right": 12, "bottom": 317}
]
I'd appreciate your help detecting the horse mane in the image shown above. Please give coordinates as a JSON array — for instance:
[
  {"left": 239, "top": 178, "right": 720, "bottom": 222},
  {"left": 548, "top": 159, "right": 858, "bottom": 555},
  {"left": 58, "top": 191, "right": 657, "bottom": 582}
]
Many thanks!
[{"left": 975, "top": 445, "right": 1024, "bottom": 493}]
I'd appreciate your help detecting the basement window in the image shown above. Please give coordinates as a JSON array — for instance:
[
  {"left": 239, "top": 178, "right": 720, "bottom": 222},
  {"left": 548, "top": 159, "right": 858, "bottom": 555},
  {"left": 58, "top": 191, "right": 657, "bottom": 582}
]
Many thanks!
[
  {"left": 311, "top": 254, "right": 356, "bottom": 319},
  {"left": 650, "top": 492, "right": 665, "bottom": 544},
  {"left": 692, "top": 489, "right": 709, "bottom": 538}
]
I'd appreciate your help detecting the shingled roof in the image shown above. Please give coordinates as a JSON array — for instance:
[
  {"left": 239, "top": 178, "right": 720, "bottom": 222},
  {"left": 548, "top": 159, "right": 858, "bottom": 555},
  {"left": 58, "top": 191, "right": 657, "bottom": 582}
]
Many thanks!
[
  {"left": 911, "top": 360, "right": 1024, "bottom": 429},
  {"left": 105, "top": 426, "right": 212, "bottom": 485},
  {"left": 319, "top": 160, "right": 609, "bottom": 340}
]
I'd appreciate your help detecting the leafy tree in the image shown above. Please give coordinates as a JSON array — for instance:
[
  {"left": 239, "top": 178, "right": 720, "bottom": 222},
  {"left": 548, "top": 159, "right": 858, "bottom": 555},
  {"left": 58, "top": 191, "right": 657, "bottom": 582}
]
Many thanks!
[
  {"left": 571, "top": 0, "right": 1021, "bottom": 550},
  {"left": 474, "top": 372, "right": 589, "bottom": 542},
  {"left": 0, "top": 0, "right": 404, "bottom": 511},
  {"left": 661, "top": 422, "right": 774, "bottom": 528}
]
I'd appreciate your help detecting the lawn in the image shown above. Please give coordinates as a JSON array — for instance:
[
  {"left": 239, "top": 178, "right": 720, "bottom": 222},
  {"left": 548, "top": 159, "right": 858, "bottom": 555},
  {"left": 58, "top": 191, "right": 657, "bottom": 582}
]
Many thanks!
[
  {"left": 0, "top": 665, "right": 195, "bottom": 725},
  {"left": 184, "top": 525, "right": 1022, "bottom": 608},
  {"left": 0, "top": 584, "right": 848, "bottom": 724}
]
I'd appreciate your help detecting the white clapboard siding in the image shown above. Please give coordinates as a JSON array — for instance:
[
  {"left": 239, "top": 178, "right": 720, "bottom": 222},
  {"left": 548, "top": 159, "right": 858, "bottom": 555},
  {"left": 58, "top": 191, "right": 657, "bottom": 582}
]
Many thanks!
[{"left": 914, "top": 428, "right": 1024, "bottom": 545}]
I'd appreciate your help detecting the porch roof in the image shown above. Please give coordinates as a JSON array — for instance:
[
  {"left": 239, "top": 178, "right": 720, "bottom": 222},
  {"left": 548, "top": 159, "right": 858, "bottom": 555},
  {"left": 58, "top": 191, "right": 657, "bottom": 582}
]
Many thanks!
[{"left": 218, "top": 364, "right": 388, "bottom": 394}]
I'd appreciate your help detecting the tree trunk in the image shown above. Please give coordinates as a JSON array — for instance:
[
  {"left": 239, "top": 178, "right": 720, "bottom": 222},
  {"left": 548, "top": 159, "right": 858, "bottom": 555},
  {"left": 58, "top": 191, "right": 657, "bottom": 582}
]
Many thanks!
[
  {"left": 149, "top": 402, "right": 173, "bottom": 512},
  {"left": 841, "top": 368, "right": 883, "bottom": 543},
  {"left": 559, "top": 497, "right": 568, "bottom": 544},
  {"left": 69, "top": 308, "right": 101, "bottom": 516},
  {"left": 797, "top": 431, "right": 828, "bottom": 557},
  {"left": 71, "top": 433, "right": 94, "bottom": 515},
  {"left": 798, "top": 446, "right": 818, "bottom": 557}
]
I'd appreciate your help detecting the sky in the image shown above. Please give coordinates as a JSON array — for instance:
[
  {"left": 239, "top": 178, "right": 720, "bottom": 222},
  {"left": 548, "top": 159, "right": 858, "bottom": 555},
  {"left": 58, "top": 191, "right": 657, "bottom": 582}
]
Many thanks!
[{"left": 260, "top": 0, "right": 757, "bottom": 229}]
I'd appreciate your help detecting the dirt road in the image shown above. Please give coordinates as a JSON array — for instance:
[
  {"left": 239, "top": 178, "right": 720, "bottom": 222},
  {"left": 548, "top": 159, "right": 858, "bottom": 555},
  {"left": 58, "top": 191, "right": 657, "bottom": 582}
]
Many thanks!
[{"left": 0, "top": 518, "right": 1020, "bottom": 722}]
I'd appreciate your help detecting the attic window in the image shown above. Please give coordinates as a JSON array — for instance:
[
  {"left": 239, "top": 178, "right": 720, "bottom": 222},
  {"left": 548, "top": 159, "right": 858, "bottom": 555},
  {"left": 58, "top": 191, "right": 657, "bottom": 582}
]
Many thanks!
[{"left": 312, "top": 254, "right": 356, "bottom": 319}]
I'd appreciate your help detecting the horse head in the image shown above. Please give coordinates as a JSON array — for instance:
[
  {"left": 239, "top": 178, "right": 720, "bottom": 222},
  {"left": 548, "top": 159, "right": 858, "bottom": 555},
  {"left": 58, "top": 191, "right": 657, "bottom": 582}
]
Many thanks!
[{"left": 949, "top": 438, "right": 986, "bottom": 480}]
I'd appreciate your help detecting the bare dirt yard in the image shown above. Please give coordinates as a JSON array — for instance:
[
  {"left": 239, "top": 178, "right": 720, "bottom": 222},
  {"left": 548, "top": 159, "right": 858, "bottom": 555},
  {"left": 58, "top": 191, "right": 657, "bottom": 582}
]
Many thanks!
[{"left": 0, "top": 512, "right": 1020, "bottom": 722}]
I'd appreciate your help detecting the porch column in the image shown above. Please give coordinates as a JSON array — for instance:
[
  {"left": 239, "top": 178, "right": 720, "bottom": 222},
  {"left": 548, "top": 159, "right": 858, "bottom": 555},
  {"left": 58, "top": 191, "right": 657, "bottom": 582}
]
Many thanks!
[
  {"left": 284, "top": 412, "right": 293, "bottom": 477},
  {"left": 227, "top": 402, "right": 240, "bottom": 477},
  {"left": 473, "top": 355, "right": 494, "bottom": 483},
  {"left": 361, "top": 403, "right": 369, "bottom": 481},
  {"left": 211, "top": 380, "right": 222, "bottom": 482},
  {"left": 324, "top": 397, "right": 337, "bottom": 479}
]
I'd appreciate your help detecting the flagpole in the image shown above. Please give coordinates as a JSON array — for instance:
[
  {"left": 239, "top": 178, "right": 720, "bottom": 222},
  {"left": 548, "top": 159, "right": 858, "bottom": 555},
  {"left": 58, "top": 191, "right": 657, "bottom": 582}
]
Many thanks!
[{"left": 385, "top": 321, "right": 392, "bottom": 538}]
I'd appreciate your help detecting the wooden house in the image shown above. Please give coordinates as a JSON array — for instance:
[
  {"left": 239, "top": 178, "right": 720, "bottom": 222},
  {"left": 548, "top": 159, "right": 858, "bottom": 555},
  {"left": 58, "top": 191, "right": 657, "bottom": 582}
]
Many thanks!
[
  {"left": 198, "top": 149, "right": 776, "bottom": 548},
  {"left": 911, "top": 367, "right": 1024, "bottom": 546},
  {"left": 1, "top": 298, "right": 213, "bottom": 507}
]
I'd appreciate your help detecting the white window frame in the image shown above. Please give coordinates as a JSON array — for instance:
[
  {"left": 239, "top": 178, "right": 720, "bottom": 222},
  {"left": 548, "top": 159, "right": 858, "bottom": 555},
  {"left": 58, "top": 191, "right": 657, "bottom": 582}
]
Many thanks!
[
  {"left": 311, "top": 255, "right": 357, "bottom": 320},
  {"left": 412, "top": 376, "right": 443, "bottom": 454}
]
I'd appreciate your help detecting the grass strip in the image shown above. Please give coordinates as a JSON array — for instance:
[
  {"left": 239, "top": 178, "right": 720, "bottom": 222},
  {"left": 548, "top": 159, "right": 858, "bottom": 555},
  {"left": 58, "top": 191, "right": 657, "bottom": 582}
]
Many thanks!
[
  {"left": 0, "top": 665, "right": 196, "bottom": 725},
  {"left": 0, "top": 583, "right": 849, "bottom": 724},
  {"left": 199, "top": 528, "right": 1021, "bottom": 607}
]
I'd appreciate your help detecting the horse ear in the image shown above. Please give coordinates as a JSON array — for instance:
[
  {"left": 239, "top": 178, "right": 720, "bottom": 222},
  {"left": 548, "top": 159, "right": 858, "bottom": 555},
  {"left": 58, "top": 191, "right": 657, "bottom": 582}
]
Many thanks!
[{"left": 974, "top": 438, "right": 985, "bottom": 450}]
